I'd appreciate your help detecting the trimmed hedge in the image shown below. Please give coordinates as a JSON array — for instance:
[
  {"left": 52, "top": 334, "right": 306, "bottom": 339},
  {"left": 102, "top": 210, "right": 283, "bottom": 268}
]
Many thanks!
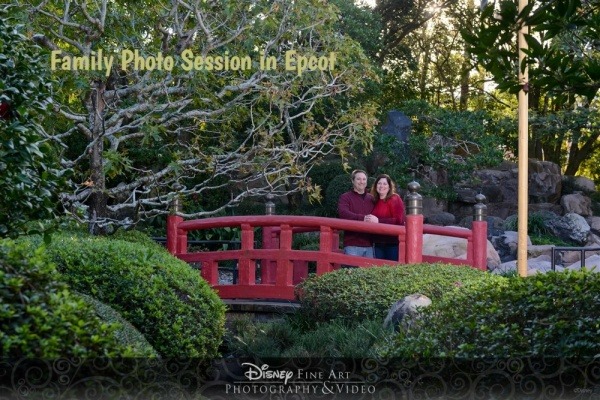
[
  {"left": 295, "top": 263, "right": 505, "bottom": 322},
  {"left": 35, "top": 233, "right": 226, "bottom": 360},
  {"left": 77, "top": 292, "right": 158, "bottom": 358},
  {"left": 0, "top": 240, "right": 136, "bottom": 358},
  {"left": 382, "top": 269, "right": 600, "bottom": 358}
]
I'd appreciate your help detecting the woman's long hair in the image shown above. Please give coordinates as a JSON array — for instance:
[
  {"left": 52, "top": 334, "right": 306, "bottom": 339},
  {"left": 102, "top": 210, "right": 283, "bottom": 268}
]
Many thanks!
[{"left": 370, "top": 174, "right": 397, "bottom": 201}]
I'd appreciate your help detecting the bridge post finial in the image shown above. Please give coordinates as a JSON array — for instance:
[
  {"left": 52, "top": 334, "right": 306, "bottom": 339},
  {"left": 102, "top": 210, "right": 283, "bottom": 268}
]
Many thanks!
[
  {"left": 472, "top": 193, "right": 488, "bottom": 271},
  {"left": 167, "top": 196, "right": 184, "bottom": 254},
  {"left": 473, "top": 193, "right": 487, "bottom": 221},
  {"left": 406, "top": 181, "right": 422, "bottom": 215},
  {"left": 405, "top": 181, "right": 423, "bottom": 264},
  {"left": 265, "top": 194, "right": 276, "bottom": 215},
  {"left": 170, "top": 196, "right": 181, "bottom": 215}
]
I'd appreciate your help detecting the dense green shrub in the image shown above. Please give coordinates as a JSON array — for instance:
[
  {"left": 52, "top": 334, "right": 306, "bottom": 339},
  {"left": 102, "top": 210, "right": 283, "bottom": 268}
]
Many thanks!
[
  {"left": 225, "top": 316, "right": 390, "bottom": 358},
  {"left": 382, "top": 270, "right": 600, "bottom": 358},
  {"left": 111, "top": 228, "right": 165, "bottom": 249},
  {"left": 0, "top": 7, "right": 68, "bottom": 238},
  {"left": 77, "top": 293, "right": 158, "bottom": 357},
  {"left": 0, "top": 239, "right": 136, "bottom": 358},
  {"left": 324, "top": 174, "right": 353, "bottom": 217},
  {"left": 295, "top": 263, "right": 505, "bottom": 322},
  {"left": 307, "top": 161, "right": 346, "bottom": 199},
  {"left": 503, "top": 211, "right": 554, "bottom": 236},
  {"left": 33, "top": 233, "right": 226, "bottom": 360}
]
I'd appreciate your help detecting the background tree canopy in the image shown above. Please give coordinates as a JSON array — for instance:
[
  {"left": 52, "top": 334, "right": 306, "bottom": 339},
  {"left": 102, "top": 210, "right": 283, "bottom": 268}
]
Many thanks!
[
  {"left": 13, "top": 0, "right": 378, "bottom": 231},
  {"left": 3, "top": 0, "right": 600, "bottom": 234}
]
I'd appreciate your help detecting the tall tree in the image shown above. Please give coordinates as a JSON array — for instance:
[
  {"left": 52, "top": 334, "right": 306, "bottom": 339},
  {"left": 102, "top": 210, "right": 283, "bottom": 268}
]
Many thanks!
[
  {"left": 21, "top": 0, "right": 378, "bottom": 231},
  {"left": 462, "top": 0, "right": 600, "bottom": 175},
  {"left": 375, "top": 0, "right": 461, "bottom": 64}
]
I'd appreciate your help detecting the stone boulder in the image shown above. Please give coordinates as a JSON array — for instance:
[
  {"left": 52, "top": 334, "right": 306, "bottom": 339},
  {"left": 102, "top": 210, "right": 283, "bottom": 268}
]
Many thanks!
[
  {"left": 426, "top": 212, "right": 456, "bottom": 226},
  {"left": 561, "top": 193, "right": 592, "bottom": 216},
  {"left": 422, "top": 233, "right": 501, "bottom": 269},
  {"left": 493, "top": 255, "right": 553, "bottom": 275},
  {"left": 490, "top": 231, "right": 532, "bottom": 262},
  {"left": 381, "top": 110, "right": 411, "bottom": 146},
  {"left": 587, "top": 216, "right": 600, "bottom": 236},
  {"left": 547, "top": 213, "right": 591, "bottom": 245},
  {"left": 562, "top": 254, "right": 600, "bottom": 272},
  {"left": 449, "top": 159, "right": 563, "bottom": 221},
  {"left": 567, "top": 175, "right": 596, "bottom": 193},
  {"left": 528, "top": 159, "right": 562, "bottom": 203},
  {"left": 383, "top": 294, "right": 432, "bottom": 332}
]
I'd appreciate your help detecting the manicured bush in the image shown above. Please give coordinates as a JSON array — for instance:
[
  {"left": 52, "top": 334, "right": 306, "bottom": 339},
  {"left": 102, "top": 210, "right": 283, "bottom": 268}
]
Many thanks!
[
  {"left": 295, "top": 263, "right": 505, "bottom": 323},
  {"left": 112, "top": 228, "right": 165, "bottom": 249},
  {"left": 0, "top": 239, "right": 136, "bottom": 358},
  {"left": 382, "top": 269, "right": 600, "bottom": 358},
  {"left": 77, "top": 293, "right": 158, "bottom": 358},
  {"left": 33, "top": 233, "right": 226, "bottom": 360}
]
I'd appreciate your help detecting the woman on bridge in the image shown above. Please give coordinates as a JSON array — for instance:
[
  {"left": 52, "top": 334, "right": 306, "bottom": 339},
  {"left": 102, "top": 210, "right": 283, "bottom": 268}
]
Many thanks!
[{"left": 368, "top": 174, "right": 405, "bottom": 261}]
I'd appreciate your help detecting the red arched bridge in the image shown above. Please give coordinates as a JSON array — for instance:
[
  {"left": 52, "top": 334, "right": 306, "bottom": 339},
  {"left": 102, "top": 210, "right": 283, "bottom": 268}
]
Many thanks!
[{"left": 166, "top": 186, "right": 489, "bottom": 302}]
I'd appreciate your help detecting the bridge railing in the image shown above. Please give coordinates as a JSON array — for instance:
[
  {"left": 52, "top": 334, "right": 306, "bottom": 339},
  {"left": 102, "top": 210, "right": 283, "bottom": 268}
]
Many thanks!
[{"left": 166, "top": 182, "right": 488, "bottom": 301}]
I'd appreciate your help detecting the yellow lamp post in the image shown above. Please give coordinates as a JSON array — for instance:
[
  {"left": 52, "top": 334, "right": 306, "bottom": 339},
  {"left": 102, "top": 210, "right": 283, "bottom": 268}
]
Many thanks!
[{"left": 517, "top": 0, "right": 529, "bottom": 277}]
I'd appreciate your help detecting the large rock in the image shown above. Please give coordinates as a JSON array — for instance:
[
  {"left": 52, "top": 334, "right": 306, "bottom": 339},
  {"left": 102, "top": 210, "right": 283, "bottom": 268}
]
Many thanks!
[
  {"left": 547, "top": 213, "right": 591, "bottom": 245},
  {"left": 491, "top": 231, "right": 532, "bottom": 262},
  {"left": 561, "top": 193, "right": 592, "bottom": 216},
  {"left": 383, "top": 294, "right": 432, "bottom": 332},
  {"left": 381, "top": 110, "right": 411, "bottom": 145},
  {"left": 528, "top": 159, "right": 562, "bottom": 203},
  {"left": 562, "top": 254, "right": 600, "bottom": 272},
  {"left": 587, "top": 216, "right": 600, "bottom": 235},
  {"left": 449, "top": 159, "right": 563, "bottom": 221},
  {"left": 494, "top": 255, "right": 553, "bottom": 275},
  {"left": 566, "top": 175, "right": 596, "bottom": 193},
  {"left": 426, "top": 212, "right": 456, "bottom": 226},
  {"left": 422, "top": 196, "right": 448, "bottom": 219},
  {"left": 422, "top": 233, "right": 501, "bottom": 269}
]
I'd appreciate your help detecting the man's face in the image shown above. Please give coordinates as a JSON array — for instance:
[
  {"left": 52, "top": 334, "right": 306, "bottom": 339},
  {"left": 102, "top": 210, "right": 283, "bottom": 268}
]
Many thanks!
[{"left": 352, "top": 172, "right": 368, "bottom": 194}]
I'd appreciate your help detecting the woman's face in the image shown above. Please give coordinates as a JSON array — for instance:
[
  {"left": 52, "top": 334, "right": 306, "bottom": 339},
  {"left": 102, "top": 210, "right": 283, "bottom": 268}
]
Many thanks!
[{"left": 376, "top": 178, "right": 390, "bottom": 198}]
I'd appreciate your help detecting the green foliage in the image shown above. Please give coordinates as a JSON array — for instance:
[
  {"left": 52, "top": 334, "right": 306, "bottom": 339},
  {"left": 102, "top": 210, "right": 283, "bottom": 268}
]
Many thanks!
[
  {"left": 362, "top": 101, "right": 504, "bottom": 199},
  {"left": 0, "top": 6, "right": 68, "bottom": 238},
  {"left": 31, "top": 233, "right": 226, "bottom": 359},
  {"left": 330, "top": 0, "right": 382, "bottom": 62},
  {"left": 503, "top": 212, "right": 575, "bottom": 246},
  {"left": 307, "top": 161, "right": 347, "bottom": 202},
  {"left": 295, "top": 263, "right": 505, "bottom": 323},
  {"left": 0, "top": 239, "right": 137, "bottom": 358},
  {"left": 503, "top": 212, "right": 554, "bottom": 236},
  {"left": 463, "top": 0, "right": 600, "bottom": 176},
  {"left": 529, "top": 234, "right": 573, "bottom": 247},
  {"left": 323, "top": 174, "right": 353, "bottom": 217},
  {"left": 77, "top": 292, "right": 159, "bottom": 358},
  {"left": 112, "top": 228, "right": 165, "bottom": 249},
  {"left": 383, "top": 270, "right": 600, "bottom": 358},
  {"left": 224, "top": 316, "right": 390, "bottom": 358},
  {"left": 25, "top": 0, "right": 380, "bottom": 227}
]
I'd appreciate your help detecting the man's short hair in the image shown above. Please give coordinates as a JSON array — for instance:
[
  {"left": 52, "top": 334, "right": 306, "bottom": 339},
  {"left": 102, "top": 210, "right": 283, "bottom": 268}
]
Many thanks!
[{"left": 351, "top": 169, "right": 367, "bottom": 180}]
